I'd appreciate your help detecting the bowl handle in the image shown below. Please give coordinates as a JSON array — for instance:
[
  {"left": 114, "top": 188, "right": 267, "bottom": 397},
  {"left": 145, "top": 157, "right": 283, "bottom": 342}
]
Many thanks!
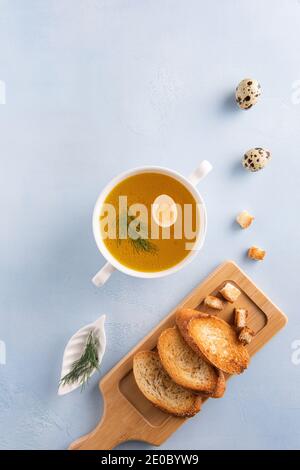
[
  {"left": 188, "top": 160, "right": 213, "bottom": 186},
  {"left": 92, "top": 262, "right": 116, "bottom": 287}
]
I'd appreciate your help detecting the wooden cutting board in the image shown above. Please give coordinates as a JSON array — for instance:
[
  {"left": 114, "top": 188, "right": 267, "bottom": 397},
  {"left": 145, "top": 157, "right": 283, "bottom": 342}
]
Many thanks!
[{"left": 69, "top": 261, "right": 287, "bottom": 450}]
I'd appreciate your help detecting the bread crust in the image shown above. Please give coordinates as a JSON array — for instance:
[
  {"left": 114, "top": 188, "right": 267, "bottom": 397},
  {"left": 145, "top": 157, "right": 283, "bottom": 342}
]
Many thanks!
[
  {"left": 176, "top": 309, "right": 250, "bottom": 375},
  {"left": 211, "top": 369, "right": 227, "bottom": 398}
]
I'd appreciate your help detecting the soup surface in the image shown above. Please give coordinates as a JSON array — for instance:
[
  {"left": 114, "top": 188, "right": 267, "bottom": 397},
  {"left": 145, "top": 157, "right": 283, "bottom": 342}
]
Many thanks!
[{"left": 99, "top": 172, "right": 199, "bottom": 272}]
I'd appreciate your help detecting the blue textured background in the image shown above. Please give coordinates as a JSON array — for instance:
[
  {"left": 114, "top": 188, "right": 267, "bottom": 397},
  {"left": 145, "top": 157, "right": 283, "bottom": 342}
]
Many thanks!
[{"left": 0, "top": 0, "right": 299, "bottom": 450}]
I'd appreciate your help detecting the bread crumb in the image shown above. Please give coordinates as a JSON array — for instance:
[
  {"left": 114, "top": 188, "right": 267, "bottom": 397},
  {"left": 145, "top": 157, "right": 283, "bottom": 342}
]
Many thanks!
[
  {"left": 204, "top": 295, "right": 224, "bottom": 310},
  {"left": 219, "top": 282, "right": 241, "bottom": 303},
  {"left": 248, "top": 246, "right": 266, "bottom": 261},
  {"left": 238, "top": 326, "right": 255, "bottom": 345},
  {"left": 234, "top": 308, "right": 248, "bottom": 329},
  {"left": 236, "top": 210, "right": 254, "bottom": 229}
]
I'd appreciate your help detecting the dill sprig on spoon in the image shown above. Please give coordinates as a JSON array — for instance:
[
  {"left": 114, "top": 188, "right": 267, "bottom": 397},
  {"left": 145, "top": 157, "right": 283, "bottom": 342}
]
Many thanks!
[{"left": 59, "top": 332, "right": 99, "bottom": 391}]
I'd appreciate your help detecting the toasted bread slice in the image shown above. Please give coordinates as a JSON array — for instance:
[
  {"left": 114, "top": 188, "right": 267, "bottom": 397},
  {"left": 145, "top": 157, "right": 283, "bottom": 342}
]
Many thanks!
[
  {"left": 176, "top": 309, "right": 250, "bottom": 375},
  {"left": 133, "top": 351, "right": 202, "bottom": 417},
  {"left": 157, "top": 327, "right": 226, "bottom": 398},
  {"left": 176, "top": 308, "right": 206, "bottom": 343}
]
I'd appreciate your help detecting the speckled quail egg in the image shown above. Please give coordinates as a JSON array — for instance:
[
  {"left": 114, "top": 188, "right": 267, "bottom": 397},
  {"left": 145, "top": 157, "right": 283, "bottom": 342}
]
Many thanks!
[
  {"left": 235, "top": 78, "right": 261, "bottom": 109},
  {"left": 242, "top": 148, "right": 271, "bottom": 172}
]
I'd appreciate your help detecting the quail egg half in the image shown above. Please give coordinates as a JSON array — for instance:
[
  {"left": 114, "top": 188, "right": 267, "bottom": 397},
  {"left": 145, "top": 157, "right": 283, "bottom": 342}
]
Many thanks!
[
  {"left": 235, "top": 78, "right": 261, "bottom": 109},
  {"left": 242, "top": 148, "right": 271, "bottom": 172}
]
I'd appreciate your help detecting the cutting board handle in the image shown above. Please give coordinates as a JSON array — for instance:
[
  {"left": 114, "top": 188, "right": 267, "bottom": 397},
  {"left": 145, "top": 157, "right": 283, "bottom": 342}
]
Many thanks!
[
  {"left": 69, "top": 414, "right": 127, "bottom": 450},
  {"left": 69, "top": 386, "right": 152, "bottom": 450}
]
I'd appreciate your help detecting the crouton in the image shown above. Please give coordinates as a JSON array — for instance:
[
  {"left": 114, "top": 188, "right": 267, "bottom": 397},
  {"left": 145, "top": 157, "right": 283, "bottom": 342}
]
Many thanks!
[
  {"left": 219, "top": 282, "right": 241, "bottom": 303},
  {"left": 204, "top": 295, "right": 224, "bottom": 311},
  {"left": 236, "top": 210, "right": 254, "bottom": 229},
  {"left": 248, "top": 246, "right": 266, "bottom": 261},
  {"left": 238, "top": 326, "right": 255, "bottom": 345},
  {"left": 234, "top": 308, "right": 248, "bottom": 329}
]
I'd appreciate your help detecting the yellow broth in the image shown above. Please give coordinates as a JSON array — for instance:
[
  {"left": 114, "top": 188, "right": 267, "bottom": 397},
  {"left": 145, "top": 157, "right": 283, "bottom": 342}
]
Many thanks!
[{"left": 99, "top": 172, "right": 199, "bottom": 272}]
